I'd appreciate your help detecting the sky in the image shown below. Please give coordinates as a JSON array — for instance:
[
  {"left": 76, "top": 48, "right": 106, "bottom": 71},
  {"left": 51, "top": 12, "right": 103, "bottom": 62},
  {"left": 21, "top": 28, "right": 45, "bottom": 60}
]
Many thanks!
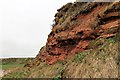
[{"left": 0, "top": 0, "right": 75, "bottom": 58}]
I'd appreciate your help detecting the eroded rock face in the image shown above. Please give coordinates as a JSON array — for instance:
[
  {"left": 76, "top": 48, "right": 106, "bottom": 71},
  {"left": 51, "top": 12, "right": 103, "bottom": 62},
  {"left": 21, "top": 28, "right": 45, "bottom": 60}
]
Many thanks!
[{"left": 36, "top": 2, "right": 120, "bottom": 64}]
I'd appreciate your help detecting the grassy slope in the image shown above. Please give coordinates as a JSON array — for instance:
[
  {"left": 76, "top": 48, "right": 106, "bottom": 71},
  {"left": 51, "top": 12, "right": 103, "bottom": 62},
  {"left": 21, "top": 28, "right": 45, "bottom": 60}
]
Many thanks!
[
  {"left": 3, "top": 35, "right": 119, "bottom": 78},
  {"left": 1, "top": 58, "right": 34, "bottom": 78},
  {"left": 2, "top": 64, "right": 24, "bottom": 70},
  {"left": 2, "top": 58, "right": 33, "bottom": 69}
]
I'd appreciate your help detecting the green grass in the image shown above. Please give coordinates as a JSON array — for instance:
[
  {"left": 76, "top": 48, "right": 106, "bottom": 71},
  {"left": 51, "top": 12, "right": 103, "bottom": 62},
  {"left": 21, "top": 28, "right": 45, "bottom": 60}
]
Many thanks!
[
  {"left": 1, "top": 58, "right": 34, "bottom": 70},
  {"left": 2, "top": 63, "right": 24, "bottom": 70},
  {"left": 107, "top": 37, "right": 116, "bottom": 43},
  {"left": 75, "top": 52, "right": 88, "bottom": 62},
  {"left": 53, "top": 75, "right": 62, "bottom": 80}
]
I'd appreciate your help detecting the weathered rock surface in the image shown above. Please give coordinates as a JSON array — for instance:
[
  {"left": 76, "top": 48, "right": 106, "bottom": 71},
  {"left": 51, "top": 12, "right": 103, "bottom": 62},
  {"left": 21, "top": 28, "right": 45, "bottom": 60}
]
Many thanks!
[
  {"left": 3, "top": 2, "right": 120, "bottom": 78},
  {"left": 36, "top": 2, "right": 119, "bottom": 65}
]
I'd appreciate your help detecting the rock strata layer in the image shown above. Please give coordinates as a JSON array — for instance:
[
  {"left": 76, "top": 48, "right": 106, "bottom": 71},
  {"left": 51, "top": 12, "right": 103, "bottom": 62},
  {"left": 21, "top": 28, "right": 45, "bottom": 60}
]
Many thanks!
[{"left": 36, "top": 2, "right": 120, "bottom": 65}]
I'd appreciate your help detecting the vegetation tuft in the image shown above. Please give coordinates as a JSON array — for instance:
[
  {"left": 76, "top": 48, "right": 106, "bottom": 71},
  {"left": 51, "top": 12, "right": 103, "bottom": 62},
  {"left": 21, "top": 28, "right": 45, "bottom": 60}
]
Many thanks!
[{"left": 75, "top": 52, "right": 88, "bottom": 62}]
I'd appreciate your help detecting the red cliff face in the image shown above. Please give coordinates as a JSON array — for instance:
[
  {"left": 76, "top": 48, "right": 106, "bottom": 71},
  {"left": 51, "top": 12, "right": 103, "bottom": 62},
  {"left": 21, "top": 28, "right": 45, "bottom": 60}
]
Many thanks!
[{"left": 36, "top": 2, "right": 120, "bottom": 65}]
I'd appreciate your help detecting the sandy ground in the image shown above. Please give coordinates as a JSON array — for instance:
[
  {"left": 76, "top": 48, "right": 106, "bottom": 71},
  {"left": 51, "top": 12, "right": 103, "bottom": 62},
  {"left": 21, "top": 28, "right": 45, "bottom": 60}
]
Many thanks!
[
  {"left": 0, "top": 69, "right": 14, "bottom": 78},
  {"left": 0, "top": 67, "right": 21, "bottom": 78},
  {"left": 0, "top": 70, "right": 4, "bottom": 78},
  {"left": 0, "top": 69, "right": 13, "bottom": 78}
]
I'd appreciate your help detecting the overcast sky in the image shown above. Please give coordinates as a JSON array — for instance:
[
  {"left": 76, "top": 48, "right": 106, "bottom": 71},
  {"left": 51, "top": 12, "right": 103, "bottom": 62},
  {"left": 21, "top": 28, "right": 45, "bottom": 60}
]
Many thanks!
[{"left": 0, "top": 0, "right": 75, "bottom": 58}]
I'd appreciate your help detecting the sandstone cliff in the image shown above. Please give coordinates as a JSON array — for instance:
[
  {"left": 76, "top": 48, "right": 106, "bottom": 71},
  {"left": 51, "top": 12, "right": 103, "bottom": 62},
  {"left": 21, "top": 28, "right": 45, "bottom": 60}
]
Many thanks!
[
  {"left": 3, "top": 2, "right": 120, "bottom": 78},
  {"left": 36, "top": 2, "right": 119, "bottom": 65}
]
